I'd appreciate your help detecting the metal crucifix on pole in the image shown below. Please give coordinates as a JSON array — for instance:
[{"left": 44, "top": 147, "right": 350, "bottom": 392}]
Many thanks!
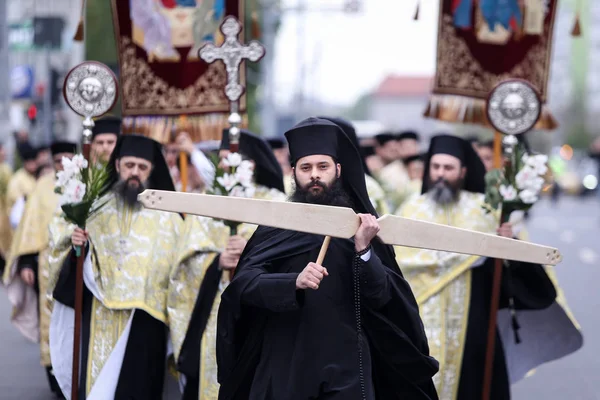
[{"left": 198, "top": 16, "right": 265, "bottom": 153}]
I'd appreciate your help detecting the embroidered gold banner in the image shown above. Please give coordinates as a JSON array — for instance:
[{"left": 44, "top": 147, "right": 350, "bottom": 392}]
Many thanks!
[
  {"left": 110, "top": 0, "right": 246, "bottom": 142},
  {"left": 425, "top": 0, "right": 559, "bottom": 129}
]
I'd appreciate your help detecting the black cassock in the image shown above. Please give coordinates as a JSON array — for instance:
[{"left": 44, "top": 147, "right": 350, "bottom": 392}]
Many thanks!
[
  {"left": 457, "top": 258, "right": 557, "bottom": 400},
  {"left": 52, "top": 248, "right": 168, "bottom": 400},
  {"left": 178, "top": 254, "right": 224, "bottom": 399},
  {"left": 215, "top": 226, "right": 440, "bottom": 400}
]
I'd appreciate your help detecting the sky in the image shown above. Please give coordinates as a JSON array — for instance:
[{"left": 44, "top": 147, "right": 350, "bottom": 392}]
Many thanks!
[{"left": 273, "top": 0, "right": 440, "bottom": 107}]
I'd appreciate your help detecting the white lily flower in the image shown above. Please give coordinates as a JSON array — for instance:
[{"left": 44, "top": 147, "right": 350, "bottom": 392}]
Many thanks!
[
  {"left": 217, "top": 173, "right": 238, "bottom": 191},
  {"left": 499, "top": 184, "right": 517, "bottom": 201},
  {"left": 222, "top": 153, "right": 242, "bottom": 168},
  {"left": 518, "top": 189, "right": 538, "bottom": 204},
  {"left": 515, "top": 166, "right": 538, "bottom": 190}
]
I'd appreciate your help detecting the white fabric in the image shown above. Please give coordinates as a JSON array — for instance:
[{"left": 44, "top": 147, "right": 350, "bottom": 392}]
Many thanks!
[
  {"left": 360, "top": 249, "right": 372, "bottom": 262},
  {"left": 87, "top": 312, "right": 134, "bottom": 400},
  {"left": 5, "top": 258, "right": 39, "bottom": 342},
  {"left": 10, "top": 196, "right": 26, "bottom": 229},
  {"left": 498, "top": 302, "right": 583, "bottom": 383},
  {"left": 50, "top": 251, "right": 134, "bottom": 400},
  {"left": 471, "top": 259, "right": 583, "bottom": 383},
  {"left": 190, "top": 149, "right": 215, "bottom": 190}
]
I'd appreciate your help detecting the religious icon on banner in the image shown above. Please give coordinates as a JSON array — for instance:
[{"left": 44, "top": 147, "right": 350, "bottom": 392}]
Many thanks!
[
  {"left": 111, "top": 0, "right": 245, "bottom": 120},
  {"left": 453, "top": 0, "right": 548, "bottom": 44},
  {"left": 131, "top": 0, "right": 226, "bottom": 62},
  {"left": 424, "top": 0, "right": 558, "bottom": 130}
]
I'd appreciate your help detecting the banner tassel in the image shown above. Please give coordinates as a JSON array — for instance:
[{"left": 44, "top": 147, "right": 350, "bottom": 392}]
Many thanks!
[
  {"left": 73, "top": 0, "right": 86, "bottom": 42},
  {"left": 413, "top": 1, "right": 420, "bottom": 20},
  {"left": 571, "top": 14, "right": 582, "bottom": 37}
]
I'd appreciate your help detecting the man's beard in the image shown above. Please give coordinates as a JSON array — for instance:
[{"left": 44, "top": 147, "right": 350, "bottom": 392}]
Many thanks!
[
  {"left": 427, "top": 177, "right": 462, "bottom": 206},
  {"left": 290, "top": 175, "right": 354, "bottom": 208},
  {"left": 114, "top": 177, "right": 147, "bottom": 209}
]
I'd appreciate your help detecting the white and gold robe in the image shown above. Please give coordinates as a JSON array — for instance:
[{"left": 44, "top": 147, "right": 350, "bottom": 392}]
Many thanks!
[
  {"left": 168, "top": 185, "right": 287, "bottom": 399},
  {"left": 47, "top": 194, "right": 190, "bottom": 399},
  {"left": 3, "top": 173, "right": 58, "bottom": 367},
  {"left": 394, "top": 191, "right": 582, "bottom": 399}
]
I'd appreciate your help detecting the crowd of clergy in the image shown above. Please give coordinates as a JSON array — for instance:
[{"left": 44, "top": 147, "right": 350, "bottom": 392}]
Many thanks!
[{"left": 0, "top": 115, "right": 582, "bottom": 400}]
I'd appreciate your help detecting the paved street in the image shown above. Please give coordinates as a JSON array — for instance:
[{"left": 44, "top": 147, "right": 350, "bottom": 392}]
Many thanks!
[
  {"left": 512, "top": 195, "right": 599, "bottom": 400},
  {"left": 0, "top": 195, "right": 597, "bottom": 399}
]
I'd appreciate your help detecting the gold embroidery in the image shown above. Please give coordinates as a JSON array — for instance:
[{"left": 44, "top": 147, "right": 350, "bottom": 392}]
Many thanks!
[
  {"left": 168, "top": 185, "right": 287, "bottom": 399},
  {"left": 395, "top": 192, "right": 498, "bottom": 398},
  {"left": 85, "top": 297, "right": 132, "bottom": 395},
  {"left": 434, "top": 13, "right": 553, "bottom": 101},
  {"left": 119, "top": 36, "right": 246, "bottom": 115}
]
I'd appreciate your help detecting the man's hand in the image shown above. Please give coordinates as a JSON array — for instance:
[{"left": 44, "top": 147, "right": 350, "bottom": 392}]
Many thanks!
[
  {"left": 296, "top": 262, "right": 329, "bottom": 290},
  {"left": 176, "top": 132, "right": 196, "bottom": 155},
  {"left": 20, "top": 268, "right": 35, "bottom": 286},
  {"left": 354, "top": 213, "right": 380, "bottom": 252},
  {"left": 219, "top": 235, "right": 248, "bottom": 270},
  {"left": 71, "top": 227, "right": 88, "bottom": 247},
  {"left": 497, "top": 222, "right": 514, "bottom": 238}
]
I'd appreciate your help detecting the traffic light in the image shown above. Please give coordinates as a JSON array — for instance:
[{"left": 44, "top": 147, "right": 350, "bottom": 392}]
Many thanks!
[{"left": 27, "top": 103, "right": 37, "bottom": 125}]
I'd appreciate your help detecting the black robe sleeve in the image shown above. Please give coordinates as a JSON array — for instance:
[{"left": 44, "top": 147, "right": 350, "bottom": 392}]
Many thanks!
[
  {"left": 216, "top": 227, "right": 440, "bottom": 400},
  {"left": 358, "top": 251, "right": 392, "bottom": 309},
  {"left": 52, "top": 246, "right": 86, "bottom": 308}
]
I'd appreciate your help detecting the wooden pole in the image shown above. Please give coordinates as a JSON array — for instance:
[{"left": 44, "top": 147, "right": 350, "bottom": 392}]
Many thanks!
[
  {"left": 482, "top": 131, "right": 505, "bottom": 400},
  {"left": 71, "top": 140, "right": 91, "bottom": 400},
  {"left": 316, "top": 236, "right": 331, "bottom": 265},
  {"left": 178, "top": 115, "right": 189, "bottom": 192}
]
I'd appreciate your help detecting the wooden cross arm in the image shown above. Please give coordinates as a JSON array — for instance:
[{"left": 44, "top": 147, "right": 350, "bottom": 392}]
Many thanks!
[{"left": 138, "top": 190, "right": 562, "bottom": 266}]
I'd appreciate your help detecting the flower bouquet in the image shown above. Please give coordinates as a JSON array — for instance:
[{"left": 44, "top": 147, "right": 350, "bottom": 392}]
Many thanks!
[
  {"left": 54, "top": 155, "right": 112, "bottom": 256},
  {"left": 483, "top": 142, "right": 549, "bottom": 222},
  {"left": 207, "top": 152, "right": 256, "bottom": 235}
]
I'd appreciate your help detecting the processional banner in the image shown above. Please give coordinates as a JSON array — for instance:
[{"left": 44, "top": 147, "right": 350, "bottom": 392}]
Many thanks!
[
  {"left": 110, "top": 0, "right": 246, "bottom": 142},
  {"left": 425, "top": 0, "right": 559, "bottom": 129}
]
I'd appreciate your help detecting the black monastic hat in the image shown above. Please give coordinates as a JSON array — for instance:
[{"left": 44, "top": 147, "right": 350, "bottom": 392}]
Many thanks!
[
  {"left": 50, "top": 141, "right": 77, "bottom": 156},
  {"left": 17, "top": 142, "right": 38, "bottom": 161},
  {"left": 395, "top": 130, "right": 420, "bottom": 142},
  {"left": 266, "top": 137, "right": 287, "bottom": 150},
  {"left": 403, "top": 153, "right": 424, "bottom": 167},
  {"left": 92, "top": 116, "right": 121, "bottom": 139},
  {"left": 421, "top": 134, "right": 486, "bottom": 194},
  {"left": 318, "top": 116, "right": 372, "bottom": 177},
  {"left": 220, "top": 129, "right": 285, "bottom": 193},
  {"left": 107, "top": 134, "right": 175, "bottom": 192},
  {"left": 374, "top": 132, "right": 395, "bottom": 146},
  {"left": 361, "top": 145, "right": 376, "bottom": 157}
]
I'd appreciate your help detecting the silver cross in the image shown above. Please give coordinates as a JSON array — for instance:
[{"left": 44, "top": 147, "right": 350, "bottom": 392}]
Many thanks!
[
  {"left": 114, "top": 238, "right": 131, "bottom": 266},
  {"left": 199, "top": 16, "right": 265, "bottom": 104}
]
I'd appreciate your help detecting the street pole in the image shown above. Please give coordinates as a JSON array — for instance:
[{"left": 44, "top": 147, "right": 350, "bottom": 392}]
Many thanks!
[
  {"left": 43, "top": 45, "right": 52, "bottom": 144},
  {"left": 0, "top": 0, "right": 11, "bottom": 150}
]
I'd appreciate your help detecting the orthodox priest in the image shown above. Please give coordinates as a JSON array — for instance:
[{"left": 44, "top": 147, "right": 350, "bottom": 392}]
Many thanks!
[
  {"left": 0, "top": 142, "right": 13, "bottom": 274},
  {"left": 170, "top": 129, "right": 287, "bottom": 400},
  {"left": 216, "top": 117, "right": 439, "bottom": 400},
  {"left": 374, "top": 132, "right": 413, "bottom": 211},
  {"left": 3, "top": 140, "right": 76, "bottom": 397},
  {"left": 319, "top": 116, "right": 389, "bottom": 215},
  {"left": 47, "top": 135, "right": 190, "bottom": 399},
  {"left": 6, "top": 142, "right": 38, "bottom": 221},
  {"left": 90, "top": 115, "right": 121, "bottom": 163},
  {"left": 394, "top": 134, "right": 582, "bottom": 399},
  {"left": 266, "top": 137, "right": 293, "bottom": 195}
]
